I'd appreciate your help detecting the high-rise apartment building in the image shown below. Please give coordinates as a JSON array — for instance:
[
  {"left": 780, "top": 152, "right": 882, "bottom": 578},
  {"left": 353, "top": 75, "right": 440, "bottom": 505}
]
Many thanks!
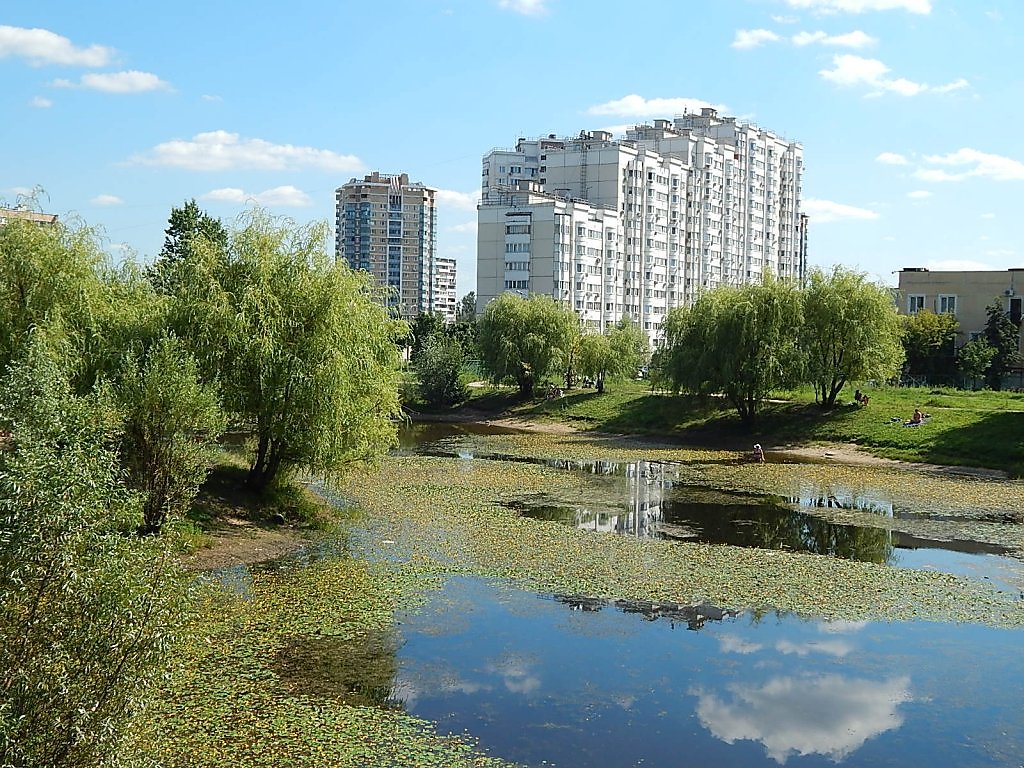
[
  {"left": 434, "top": 257, "right": 458, "bottom": 323},
  {"left": 477, "top": 108, "right": 805, "bottom": 341},
  {"left": 335, "top": 171, "right": 443, "bottom": 320}
]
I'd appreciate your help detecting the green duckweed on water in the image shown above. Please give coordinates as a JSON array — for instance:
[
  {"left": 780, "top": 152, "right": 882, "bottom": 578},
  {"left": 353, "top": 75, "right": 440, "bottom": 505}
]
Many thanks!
[
  {"left": 142, "top": 431, "right": 1023, "bottom": 767},
  {"left": 338, "top": 435, "right": 1024, "bottom": 628},
  {"left": 139, "top": 558, "right": 519, "bottom": 768}
]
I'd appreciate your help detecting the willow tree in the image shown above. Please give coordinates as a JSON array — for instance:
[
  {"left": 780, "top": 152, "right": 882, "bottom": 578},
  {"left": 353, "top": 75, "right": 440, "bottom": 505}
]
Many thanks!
[
  {"left": 0, "top": 215, "right": 105, "bottom": 378},
  {"left": 801, "top": 267, "right": 905, "bottom": 407},
  {"left": 477, "top": 293, "right": 579, "bottom": 397},
  {"left": 577, "top": 317, "right": 649, "bottom": 393},
  {"left": 662, "top": 276, "right": 803, "bottom": 428},
  {"left": 169, "top": 210, "right": 404, "bottom": 493}
]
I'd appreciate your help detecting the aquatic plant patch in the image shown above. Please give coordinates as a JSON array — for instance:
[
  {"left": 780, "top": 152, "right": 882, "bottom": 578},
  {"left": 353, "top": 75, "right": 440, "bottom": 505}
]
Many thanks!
[{"left": 339, "top": 453, "right": 1024, "bottom": 627}]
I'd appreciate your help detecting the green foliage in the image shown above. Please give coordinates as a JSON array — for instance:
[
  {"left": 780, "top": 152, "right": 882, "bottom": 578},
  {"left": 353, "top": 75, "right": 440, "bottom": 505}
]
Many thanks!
[
  {"left": 901, "top": 309, "right": 959, "bottom": 382},
  {"left": 79, "top": 263, "right": 170, "bottom": 392},
  {"left": 167, "top": 209, "right": 405, "bottom": 493},
  {"left": 444, "top": 319, "right": 477, "bottom": 360},
  {"left": 576, "top": 318, "right": 649, "bottom": 393},
  {"left": 147, "top": 199, "right": 228, "bottom": 295},
  {"left": 104, "top": 335, "right": 225, "bottom": 534},
  {"left": 476, "top": 293, "right": 578, "bottom": 397},
  {"left": 457, "top": 291, "right": 476, "bottom": 323},
  {"left": 801, "top": 267, "right": 904, "bottom": 406},
  {"left": 577, "top": 333, "right": 613, "bottom": 391},
  {"left": 408, "top": 311, "right": 445, "bottom": 362},
  {"left": 0, "top": 216, "right": 105, "bottom": 379},
  {"left": 957, "top": 337, "right": 996, "bottom": 388},
  {"left": 983, "top": 298, "right": 1022, "bottom": 390},
  {"left": 0, "top": 341, "right": 189, "bottom": 767},
  {"left": 416, "top": 334, "right": 468, "bottom": 409},
  {"left": 661, "top": 277, "right": 803, "bottom": 427}
]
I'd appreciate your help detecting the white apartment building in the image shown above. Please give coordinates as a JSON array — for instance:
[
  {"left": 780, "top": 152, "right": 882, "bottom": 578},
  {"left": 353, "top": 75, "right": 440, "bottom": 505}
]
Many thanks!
[
  {"left": 434, "top": 256, "right": 458, "bottom": 323},
  {"left": 477, "top": 108, "right": 805, "bottom": 341},
  {"left": 336, "top": 172, "right": 444, "bottom": 321}
]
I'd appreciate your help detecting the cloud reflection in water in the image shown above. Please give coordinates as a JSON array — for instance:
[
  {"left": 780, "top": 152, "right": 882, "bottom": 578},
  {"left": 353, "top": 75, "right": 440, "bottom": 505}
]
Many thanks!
[{"left": 694, "top": 674, "right": 912, "bottom": 764}]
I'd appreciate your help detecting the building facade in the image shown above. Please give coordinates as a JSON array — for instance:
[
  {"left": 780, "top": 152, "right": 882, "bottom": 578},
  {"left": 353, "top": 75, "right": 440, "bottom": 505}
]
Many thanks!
[
  {"left": 898, "top": 267, "right": 1024, "bottom": 346},
  {"left": 0, "top": 207, "right": 58, "bottom": 227},
  {"left": 335, "top": 172, "right": 443, "bottom": 321},
  {"left": 477, "top": 108, "right": 805, "bottom": 341},
  {"left": 434, "top": 256, "right": 458, "bottom": 323}
]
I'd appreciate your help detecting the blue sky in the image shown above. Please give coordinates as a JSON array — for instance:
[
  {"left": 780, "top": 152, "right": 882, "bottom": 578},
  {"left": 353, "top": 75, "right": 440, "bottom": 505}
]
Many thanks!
[{"left": 3, "top": 0, "right": 1022, "bottom": 296}]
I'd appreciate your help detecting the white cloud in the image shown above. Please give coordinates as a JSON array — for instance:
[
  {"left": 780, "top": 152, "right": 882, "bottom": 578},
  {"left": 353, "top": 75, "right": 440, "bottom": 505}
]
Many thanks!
[
  {"left": 771, "top": 14, "right": 800, "bottom": 23},
  {"left": 129, "top": 131, "right": 364, "bottom": 172},
  {"left": 486, "top": 655, "right": 541, "bottom": 695},
  {"left": 732, "top": 29, "right": 781, "bottom": 49},
  {"left": 435, "top": 188, "right": 479, "bottom": 212},
  {"left": 448, "top": 220, "right": 478, "bottom": 233},
  {"left": 0, "top": 25, "right": 114, "bottom": 67},
  {"left": 913, "top": 168, "right": 962, "bottom": 182},
  {"left": 926, "top": 258, "right": 997, "bottom": 271},
  {"left": 792, "top": 30, "right": 876, "bottom": 47},
  {"left": 917, "top": 148, "right": 1024, "bottom": 182},
  {"left": 980, "top": 212, "right": 996, "bottom": 219},
  {"left": 201, "top": 185, "right": 312, "bottom": 207},
  {"left": 985, "top": 249, "right": 1015, "bottom": 258},
  {"left": 875, "top": 151, "right": 908, "bottom": 165},
  {"left": 201, "top": 94, "right": 223, "bottom": 102},
  {"left": 784, "top": 0, "right": 931, "bottom": 13},
  {"left": 803, "top": 197, "right": 879, "bottom": 223},
  {"left": 588, "top": 94, "right": 725, "bottom": 118},
  {"left": 817, "top": 619, "right": 868, "bottom": 634},
  {"left": 819, "top": 54, "right": 965, "bottom": 96},
  {"left": 932, "top": 77, "right": 969, "bottom": 94},
  {"left": 30, "top": 96, "right": 52, "bottom": 108},
  {"left": 597, "top": 123, "right": 634, "bottom": 137},
  {"left": 497, "top": 0, "right": 549, "bottom": 15},
  {"left": 718, "top": 635, "right": 763, "bottom": 654},
  {"left": 91, "top": 194, "right": 123, "bottom": 206},
  {"left": 775, "top": 638, "right": 853, "bottom": 657},
  {"left": 695, "top": 674, "right": 912, "bottom": 764},
  {"left": 907, "top": 190, "right": 931, "bottom": 198},
  {"left": 53, "top": 70, "right": 172, "bottom": 94}
]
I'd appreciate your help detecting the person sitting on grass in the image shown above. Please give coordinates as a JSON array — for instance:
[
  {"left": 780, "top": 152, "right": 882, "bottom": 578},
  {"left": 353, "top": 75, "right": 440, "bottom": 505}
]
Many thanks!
[{"left": 904, "top": 408, "right": 925, "bottom": 426}]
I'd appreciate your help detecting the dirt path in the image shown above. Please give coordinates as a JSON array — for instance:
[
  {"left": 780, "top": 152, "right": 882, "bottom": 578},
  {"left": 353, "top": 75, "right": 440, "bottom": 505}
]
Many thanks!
[{"left": 181, "top": 516, "right": 306, "bottom": 570}]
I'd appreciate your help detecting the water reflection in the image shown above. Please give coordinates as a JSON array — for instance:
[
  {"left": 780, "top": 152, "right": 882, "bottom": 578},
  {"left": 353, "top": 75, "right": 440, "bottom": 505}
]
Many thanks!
[
  {"left": 693, "top": 674, "right": 912, "bottom": 764},
  {"left": 470, "top": 450, "right": 1020, "bottom": 585},
  {"left": 390, "top": 575, "right": 1024, "bottom": 768}
]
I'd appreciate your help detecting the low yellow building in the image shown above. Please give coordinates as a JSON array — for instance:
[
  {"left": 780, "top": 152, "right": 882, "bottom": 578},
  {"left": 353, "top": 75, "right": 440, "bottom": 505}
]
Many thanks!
[
  {"left": 897, "top": 267, "right": 1024, "bottom": 346},
  {"left": 0, "top": 207, "right": 59, "bottom": 228}
]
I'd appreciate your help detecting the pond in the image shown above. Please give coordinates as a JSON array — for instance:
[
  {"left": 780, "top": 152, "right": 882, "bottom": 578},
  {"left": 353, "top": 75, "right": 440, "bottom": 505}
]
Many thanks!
[
  {"left": 400, "top": 423, "right": 1024, "bottom": 595},
  {"left": 389, "top": 574, "right": 1023, "bottom": 767},
  {"left": 195, "top": 423, "right": 1024, "bottom": 767}
]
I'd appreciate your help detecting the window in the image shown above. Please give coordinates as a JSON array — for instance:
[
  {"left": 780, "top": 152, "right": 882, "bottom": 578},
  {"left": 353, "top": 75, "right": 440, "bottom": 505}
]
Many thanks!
[
  {"left": 1010, "top": 296, "right": 1022, "bottom": 325},
  {"left": 907, "top": 295, "right": 925, "bottom": 314},
  {"left": 937, "top": 294, "right": 957, "bottom": 314}
]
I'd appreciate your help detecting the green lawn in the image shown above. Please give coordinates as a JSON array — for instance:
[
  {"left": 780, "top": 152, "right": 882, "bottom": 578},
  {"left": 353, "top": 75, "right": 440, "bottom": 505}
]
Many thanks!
[{"left": 459, "top": 380, "right": 1024, "bottom": 476}]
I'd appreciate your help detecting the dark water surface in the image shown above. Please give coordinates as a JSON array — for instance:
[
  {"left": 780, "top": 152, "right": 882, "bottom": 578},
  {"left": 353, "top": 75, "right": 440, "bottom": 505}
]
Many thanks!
[{"left": 391, "top": 575, "right": 1022, "bottom": 768}]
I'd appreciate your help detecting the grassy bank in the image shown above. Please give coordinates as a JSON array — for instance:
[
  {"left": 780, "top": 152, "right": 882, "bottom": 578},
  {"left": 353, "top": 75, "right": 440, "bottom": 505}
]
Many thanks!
[{"left": 458, "top": 380, "right": 1024, "bottom": 476}]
